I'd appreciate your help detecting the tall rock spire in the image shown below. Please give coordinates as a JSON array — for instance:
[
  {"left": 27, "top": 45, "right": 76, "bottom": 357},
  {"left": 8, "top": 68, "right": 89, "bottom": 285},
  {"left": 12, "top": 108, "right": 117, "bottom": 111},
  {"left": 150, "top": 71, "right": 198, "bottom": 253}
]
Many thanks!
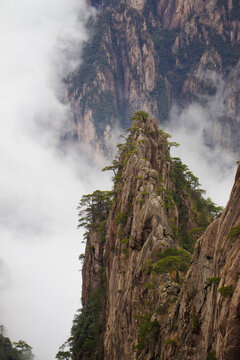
[{"left": 69, "top": 112, "right": 237, "bottom": 360}]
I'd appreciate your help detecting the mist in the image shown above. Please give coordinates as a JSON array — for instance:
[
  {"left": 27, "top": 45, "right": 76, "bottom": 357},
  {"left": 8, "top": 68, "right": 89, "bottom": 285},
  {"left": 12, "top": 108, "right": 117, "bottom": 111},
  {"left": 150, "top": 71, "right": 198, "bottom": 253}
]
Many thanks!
[
  {"left": 166, "top": 94, "right": 237, "bottom": 207},
  {"left": 0, "top": 1, "right": 111, "bottom": 359}
]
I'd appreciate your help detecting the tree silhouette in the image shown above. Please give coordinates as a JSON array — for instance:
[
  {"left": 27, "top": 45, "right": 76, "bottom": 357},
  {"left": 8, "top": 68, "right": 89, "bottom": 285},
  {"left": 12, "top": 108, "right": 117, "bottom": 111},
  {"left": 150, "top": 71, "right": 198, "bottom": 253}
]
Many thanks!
[{"left": 13, "top": 340, "right": 34, "bottom": 360}]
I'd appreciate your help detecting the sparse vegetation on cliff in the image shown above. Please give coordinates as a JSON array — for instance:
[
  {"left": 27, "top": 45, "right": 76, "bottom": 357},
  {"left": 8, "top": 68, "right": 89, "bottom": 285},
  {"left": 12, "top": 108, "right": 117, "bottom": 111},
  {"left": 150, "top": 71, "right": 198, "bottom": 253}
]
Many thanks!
[
  {"left": 70, "top": 284, "right": 106, "bottom": 360},
  {"left": 227, "top": 224, "right": 240, "bottom": 240},
  {"left": 205, "top": 277, "right": 221, "bottom": 286},
  {"left": 134, "top": 314, "right": 160, "bottom": 353},
  {"left": 170, "top": 157, "right": 223, "bottom": 251},
  {"left": 218, "top": 286, "right": 234, "bottom": 297},
  {"left": 207, "top": 349, "right": 217, "bottom": 360},
  {"left": 145, "top": 248, "right": 191, "bottom": 274},
  {"left": 77, "top": 190, "right": 113, "bottom": 241}
]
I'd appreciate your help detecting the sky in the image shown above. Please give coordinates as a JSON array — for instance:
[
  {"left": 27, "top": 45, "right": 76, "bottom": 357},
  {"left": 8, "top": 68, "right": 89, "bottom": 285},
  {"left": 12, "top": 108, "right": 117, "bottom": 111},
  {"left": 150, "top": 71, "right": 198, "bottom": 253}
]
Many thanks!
[{"left": 0, "top": 1, "right": 238, "bottom": 360}]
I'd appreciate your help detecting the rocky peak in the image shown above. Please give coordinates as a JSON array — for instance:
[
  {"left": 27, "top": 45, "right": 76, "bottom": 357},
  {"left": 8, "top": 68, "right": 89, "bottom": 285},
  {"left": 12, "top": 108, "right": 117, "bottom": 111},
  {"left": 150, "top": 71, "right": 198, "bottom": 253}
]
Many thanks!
[
  {"left": 69, "top": 112, "right": 229, "bottom": 360},
  {"left": 102, "top": 112, "right": 186, "bottom": 359}
]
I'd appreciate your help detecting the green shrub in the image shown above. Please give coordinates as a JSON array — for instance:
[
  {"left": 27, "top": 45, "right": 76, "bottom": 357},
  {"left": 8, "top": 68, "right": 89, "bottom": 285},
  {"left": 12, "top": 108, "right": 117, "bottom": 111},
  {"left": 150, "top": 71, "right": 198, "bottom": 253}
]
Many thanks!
[
  {"left": 88, "top": 245, "right": 95, "bottom": 253},
  {"left": 168, "top": 141, "right": 180, "bottom": 147},
  {"left": 128, "top": 126, "right": 140, "bottom": 134},
  {"left": 165, "top": 337, "right": 177, "bottom": 346},
  {"left": 228, "top": 225, "right": 240, "bottom": 240},
  {"left": 156, "top": 305, "right": 167, "bottom": 314},
  {"left": 130, "top": 111, "right": 149, "bottom": 121},
  {"left": 113, "top": 172, "right": 123, "bottom": 183},
  {"left": 120, "top": 238, "right": 130, "bottom": 245},
  {"left": 144, "top": 283, "right": 155, "bottom": 290},
  {"left": 219, "top": 286, "right": 234, "bottom": 297},
  {"left": 192, "top": 313, "right": 200, "bottom": 333},
  {"left": 156, "top": 186, "right": 165, "bottom": 194},
  {"left": 152, "top": 255, "right": 189, "bottom": 273},
  {"left": 79, "top": 254, "right": 85, "bottom": 264},
  {"left": 95, "top": 219, "right": 108, "bottom": 242},
  {"left": 114, "top": 212, "right": 128, "bottom": 226},
  {"left": 205, "top": 277, "right": 220, "bottom": 286},
  {"left": 134, "top": 314, "right": 160, "bottom": 352},
  {"left": 158, "top": 129, "right": 171, "bottom": 139},
  {"left": 207, "top": 349, "right": 217, "bottom": 360},
  {"left": 164, "top": 189, "right": 175, "bottom": 210},
  {"left": 140, "top": 190, "right": 150, "bottom": 197},
  {"left": 121, "top": 247, "right": 129, "bottom": 259},
  {"left": 146, "top": 130, "right": 157, "bottom": 135},
  {"left": 149, "top": 248, "right": 191, "bottom": 274}
]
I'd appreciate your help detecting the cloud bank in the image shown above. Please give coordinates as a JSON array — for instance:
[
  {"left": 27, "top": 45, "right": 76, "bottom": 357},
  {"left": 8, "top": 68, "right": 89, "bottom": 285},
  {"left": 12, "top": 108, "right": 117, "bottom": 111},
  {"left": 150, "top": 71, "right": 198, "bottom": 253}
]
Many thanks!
[
  {"left": 166, "top": 90, "right": 237, "bottom": 207},
  {"left": 0, "top": 1, "right": 111, "bottom": 359}
]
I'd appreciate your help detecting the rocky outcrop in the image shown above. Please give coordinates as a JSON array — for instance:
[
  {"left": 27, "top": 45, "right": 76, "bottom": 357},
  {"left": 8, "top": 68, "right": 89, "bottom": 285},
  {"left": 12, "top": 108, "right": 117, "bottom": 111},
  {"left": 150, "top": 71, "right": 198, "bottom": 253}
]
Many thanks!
[
  {"left": 70, "top": 114, "right": 240, "bottom": 360},
  {"left": 81, "top": 229, "right": 104, "bottom": 305},
  {"left": 66, "top": 0, "right": 240, "bottom": 153},
  {"left": 160, "top": 162, "right": 240, "bottom": 360}
]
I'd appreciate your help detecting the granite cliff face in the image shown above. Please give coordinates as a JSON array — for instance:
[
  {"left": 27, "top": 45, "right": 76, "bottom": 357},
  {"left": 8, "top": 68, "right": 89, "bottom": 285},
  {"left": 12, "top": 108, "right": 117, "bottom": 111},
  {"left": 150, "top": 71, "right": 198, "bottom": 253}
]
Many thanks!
[
  {"left": 160, "top": 164, "right": 240, "bottom": 360},
  {"left": 66, "top": 0, "right": 240, "bottom": 152},
  {"left": 70, "top": 114, "right": 239, "bottom": 360}
]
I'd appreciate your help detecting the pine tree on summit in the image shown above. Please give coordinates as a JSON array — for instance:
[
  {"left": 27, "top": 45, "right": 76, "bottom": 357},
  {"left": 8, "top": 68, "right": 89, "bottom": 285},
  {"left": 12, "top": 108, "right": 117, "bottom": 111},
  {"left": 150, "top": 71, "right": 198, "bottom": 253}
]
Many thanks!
[{"left": 13, "top": 341, "right": 34, "bottom": 360}]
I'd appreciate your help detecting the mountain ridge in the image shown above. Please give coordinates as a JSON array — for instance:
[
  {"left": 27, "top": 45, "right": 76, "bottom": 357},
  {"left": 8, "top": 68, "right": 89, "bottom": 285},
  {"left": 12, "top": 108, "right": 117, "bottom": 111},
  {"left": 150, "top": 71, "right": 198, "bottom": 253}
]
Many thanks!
[{"left": 66, "top": 0, "right": 240, "bottom": 153}]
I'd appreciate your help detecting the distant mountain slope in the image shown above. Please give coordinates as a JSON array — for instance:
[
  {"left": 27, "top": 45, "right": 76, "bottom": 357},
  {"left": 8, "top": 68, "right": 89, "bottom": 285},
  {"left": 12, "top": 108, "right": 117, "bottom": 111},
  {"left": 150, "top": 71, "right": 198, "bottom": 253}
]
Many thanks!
[{"left": 66, "top": 0, "right": 240, "bottom": 153}]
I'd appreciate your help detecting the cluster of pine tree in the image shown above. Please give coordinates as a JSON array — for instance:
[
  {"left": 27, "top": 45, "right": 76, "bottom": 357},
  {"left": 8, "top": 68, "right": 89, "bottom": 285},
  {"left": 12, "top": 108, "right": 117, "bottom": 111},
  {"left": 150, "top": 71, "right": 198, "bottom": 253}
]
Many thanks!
[{"left": 0, "top": 326, "right": 34, "bottom": 360}]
